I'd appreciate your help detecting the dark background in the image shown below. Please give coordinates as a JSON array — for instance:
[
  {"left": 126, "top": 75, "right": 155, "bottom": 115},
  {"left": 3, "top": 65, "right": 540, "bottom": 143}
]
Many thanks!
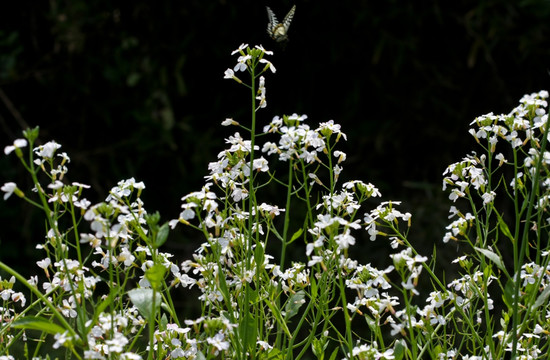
[{"left": 1, "top": 0, "right": 550, "bottom": 273}]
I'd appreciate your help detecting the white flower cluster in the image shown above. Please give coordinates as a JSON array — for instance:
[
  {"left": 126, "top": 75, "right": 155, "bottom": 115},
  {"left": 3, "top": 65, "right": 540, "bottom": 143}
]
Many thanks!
[
  {"left": 5, "top": 41, "right": 550, "bottom": 359},
  {"left": 438, "top": 90, "right": 550, "bottom": 359}
]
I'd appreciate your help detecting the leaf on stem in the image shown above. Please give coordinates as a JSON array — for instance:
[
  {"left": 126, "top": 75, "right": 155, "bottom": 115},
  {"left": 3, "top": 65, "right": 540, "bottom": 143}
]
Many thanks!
[
  {"left": 239, "top": 311, "right": 258, "bottom": 355},
  {"left": 495, "top": 211, "right": 515, "bottom": 244},
  {"left": 145, "top": 263, "right": 167, "bottom": 292},
  {"left": 128, "top": 288, "right": 162, "bottom": 321},
  {"left": 474, "top": 246, "right": 507, "bottom": 274},
  {"left": 533, "top": 285, "right": 550, "bottom": 310},
  {"left": 12, "top": 316, "right": 67, "bottom": 335},
  {"left": 154, "top": 222, "right": 170, "bottom": 248},
  {"left": 285, "top": 290, "right": 306, "bottom": 320},
  {"left": 288, "top": 228, "right": 303, "bottom": 244}
]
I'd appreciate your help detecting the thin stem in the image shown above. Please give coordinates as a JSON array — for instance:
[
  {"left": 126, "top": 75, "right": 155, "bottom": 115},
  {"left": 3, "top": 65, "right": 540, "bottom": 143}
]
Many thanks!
[
  {"left": 242, "top": 56, "right": 258, "bottom": 360},
  {"left": 511, "top": 116, "right": 550, "bottom": 358},
  {"left": 0, "top": 261, "right": 78, "bottom": 340}
]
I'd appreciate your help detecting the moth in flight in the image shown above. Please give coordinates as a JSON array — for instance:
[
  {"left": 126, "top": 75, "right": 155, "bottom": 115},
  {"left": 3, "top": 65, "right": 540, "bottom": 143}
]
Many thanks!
[{"left": 266, "top": 5, "right": 296, "bottom": 43}]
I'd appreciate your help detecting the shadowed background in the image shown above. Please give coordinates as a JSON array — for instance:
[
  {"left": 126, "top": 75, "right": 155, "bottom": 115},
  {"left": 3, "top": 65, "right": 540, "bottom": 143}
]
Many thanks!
[{"left": 1, "top": 0, "right": 550, "bottom": 297}]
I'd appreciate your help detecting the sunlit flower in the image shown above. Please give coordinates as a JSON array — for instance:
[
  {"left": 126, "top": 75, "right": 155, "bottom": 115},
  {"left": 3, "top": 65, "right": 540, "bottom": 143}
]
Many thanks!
[
  {"left": 221, "top": 118, "right": 238, "bottom": 126},
  {"left": 4, "top": 138, "right": 27, "bottom": 155},
  {"left": 254, "top": 44, "right": 273, "bottom": 56},
  {"left": 231, "top": 43, "right": 248, "bottom": 55},
  {"left": 335, "top": 228, "right": 355, "bottom": 250},
  {"left": 1, "top": 182, "right": 19, "bottom": 200},
  {"left": 256, "top": 76, "right": 267, "bottom": 109},
  {"left": 234, "top": 54, "right": 251, "bottom": 72},
  {"left": 259, "top": 58, "right": 276, "bottom": 73},
  {"left": 224, "top": 68, "right": 235, "bottom": 79},
  {"left": 34, "top": 141, "right": 61, "bottom": 159}
]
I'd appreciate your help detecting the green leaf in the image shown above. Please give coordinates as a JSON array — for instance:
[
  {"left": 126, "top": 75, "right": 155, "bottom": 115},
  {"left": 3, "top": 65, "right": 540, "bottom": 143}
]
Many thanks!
[
  {"left": 160, "top": 313, "right": 169, "bottom": 331},
  {"left": 433, "top": 344, "right": 443, "bottom": 358},
  {"left": 266, "top": 348, "right": 283, "bottom": 359},
  {"left": 145, "top": 263, "right": 167, "bottom": 291},
  {"left": 285, "top": 290, "right": 306, "bottom": 320},
  {"left": 217, "top": 270, "right": 231, "bottom": 307},
  {"left": 328, "top": 347, "right": 339, "bottom": 360},
  {"left": 75, "top": 308, "right": 88, "bottom": 338},
  {"left": 264, "top": 299, "right": 292, "bottom": 338},
  {"left": 310, "top": 274, "right": 318, "bottom": 299},
  {"left": 154, "top": 222, "right": 170, "bottom": 248},
  {"left": 288, "top": 228, "right": 303, "bottom": 244},
  {"left": 254, "top": 242, "right": 265, "bottom": 268},
  {"left": 474, "top": 246, "right": 507, "bottom": 274},
  {"left": 240, "top": 312, "right": 257, "bottom": 354},
  {"left": 363, "top": 314, "right": 377, "bottom": 332},
  {"left": 12, "top": 316, "right": 67, "bottom": 335},
  {"left": 128, "top": 288, "right": 162, "bottom": 321},
  {"left": 533, "top": 284, "right": 550, "bottom": 310},
  {"left": 502, "top": 279, "right": 515, "bottom": 309},
  {"left": 393, "top": 340, "right": 406, "bottom": 360},
  {"left": 312, "top": 338, "right": 326, "bottom": 359},
  {"left": 495, "top": 211, "right": 515, "bottom": 244}
]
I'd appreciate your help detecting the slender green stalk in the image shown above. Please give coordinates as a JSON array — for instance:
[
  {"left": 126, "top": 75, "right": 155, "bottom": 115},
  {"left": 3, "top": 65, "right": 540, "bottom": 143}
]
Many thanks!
[
  {"left": 511, "top": 114, "right": 550, "bottom": 358},
  {"left": 241, "top": 53, "right": 257, "bottom": 360},
  {"left": 275, "top": 160, "right": 294, "bottom": 350},
  {"left": 0, "top": 261, "right": 78, "bottom": 340}
]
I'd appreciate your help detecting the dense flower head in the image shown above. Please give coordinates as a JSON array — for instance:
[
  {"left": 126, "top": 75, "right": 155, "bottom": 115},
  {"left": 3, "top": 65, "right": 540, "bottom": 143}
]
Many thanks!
[{"left": 261, "top": 114, "right": 337, "bottom": 164}]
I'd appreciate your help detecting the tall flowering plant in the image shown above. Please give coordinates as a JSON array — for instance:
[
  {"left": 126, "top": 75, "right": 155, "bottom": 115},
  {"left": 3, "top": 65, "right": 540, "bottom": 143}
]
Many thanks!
[
  {"left": 1, "top": 43, "right": 550, "bottom": 360},
  {"left": 170, "top": 44, "right": 407, "bottom": 359},
  {"left": 439, "top": 90, "right": 550, "bottom": 359}
]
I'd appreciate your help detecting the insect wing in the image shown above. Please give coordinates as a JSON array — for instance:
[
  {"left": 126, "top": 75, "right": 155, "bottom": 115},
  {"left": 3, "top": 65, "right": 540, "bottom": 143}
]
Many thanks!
[
  {"left": 266, "top": 6, "right": 279, "bottom": 34},
  {"left": 282, "top": 5, "right": 296, "bottom": 33}
]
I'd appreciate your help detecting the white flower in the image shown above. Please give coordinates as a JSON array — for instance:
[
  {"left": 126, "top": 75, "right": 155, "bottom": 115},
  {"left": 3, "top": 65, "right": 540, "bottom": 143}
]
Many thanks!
[
  {"left": 257, "top": 340, "right": 273, "bottom": 350},
  {"left": 256, "top": 76, "right": 267, "bottom": 109},
  {"left": 52, "top": 331, "right": 73, "bottom": 349},
  {"left": 1, "top": 182, "right": 19, "bottom": 200},
  {"left": 61, "top": 298, "right": 77, "bottom": 318},
  {"left": 34, "top": 141, "right": 61, "bottom": 159},
  {"left": 234, "top": 54, "right": 251, "bottom": 72},
  {"left": 254, "top": 44, "right": 273, "bottom": 55},
  {"left": 334, "top": 150, "right": 346, "bottom": 163},
  {"left": 224, "top": 68, "right": 235, "bottom": 79},
  {"left": 481, "top": 190, "right": 496, "bottom": 204},
  {"left": 4, "top": 138, "right": 27, "bottom": 155},
  {"left": 335, "top": 229, "right": 355, "bottom": 250},
  {"left": 37, "top": 258, "right": 51, "bottom": 269},
  {"left": 307, "top": 256, "right": 323, "bottom": 267},
  {"left": 207, "top": 332, "right": 230, "bottom": 352},
  {"left": 231, "top": 43, "right": 248, "bottom": 55},
  {"left": 221, "top": 118, "right": 238, "bottom": 126},
  {"left": 259, "top": 58, "right": 276, "bottom": 73},
  {"left": 253, "top": 157, "right": 269, "bottom": 172}
]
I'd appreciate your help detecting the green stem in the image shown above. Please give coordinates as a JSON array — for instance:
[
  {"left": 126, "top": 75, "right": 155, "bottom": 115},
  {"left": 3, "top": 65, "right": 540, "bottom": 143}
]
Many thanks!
[
  {"left": 511, "top": 114, "right": 550, "bottom": 358},
  {"left": 280, "top": 160, "right": 294, "bottom": 272},
  {"left": 241, "top": 57, "right": 258, "bottom": 360},
  {"left": 147, "top": 288, "right": 157, "bottom": 360},
  {"left": 0, "top": 261, "right": 78, "bottom": 340}
]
